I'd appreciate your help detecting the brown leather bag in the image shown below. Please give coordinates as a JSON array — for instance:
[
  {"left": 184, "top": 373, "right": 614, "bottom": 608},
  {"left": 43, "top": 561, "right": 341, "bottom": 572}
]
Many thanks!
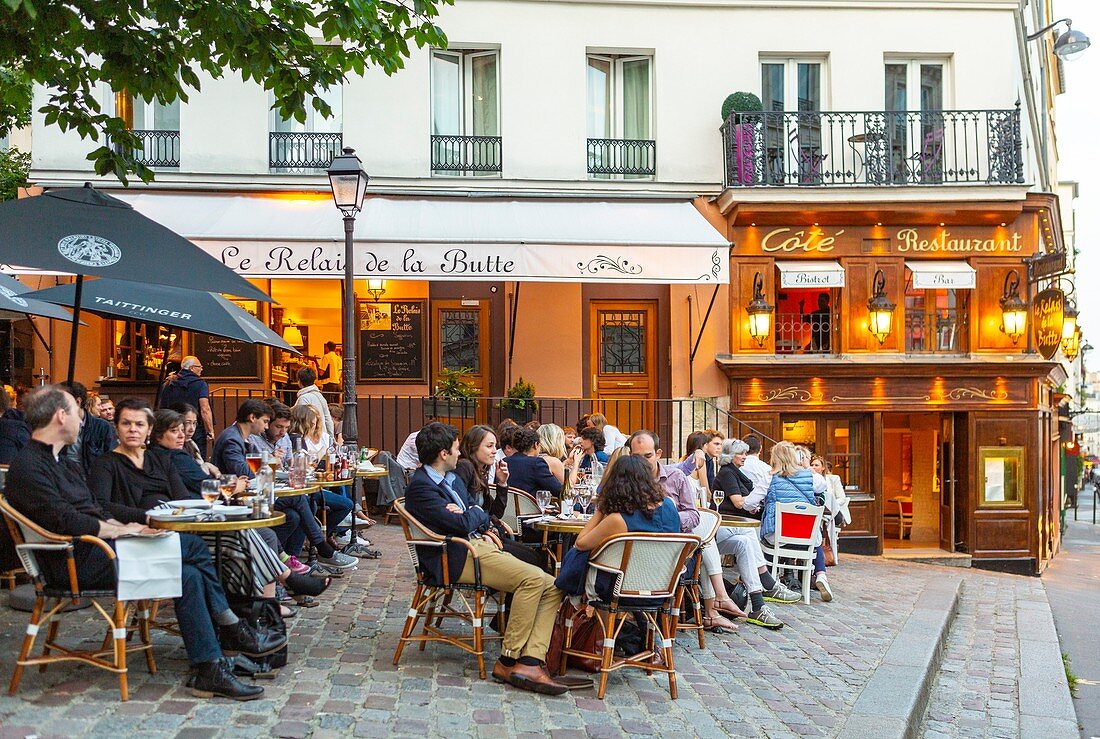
[
  {"left": 822, "top": 538, "right": 837, "bottom": 567},
  {"left": 546, "top": 601, "right": 603, "bottom": 676}
]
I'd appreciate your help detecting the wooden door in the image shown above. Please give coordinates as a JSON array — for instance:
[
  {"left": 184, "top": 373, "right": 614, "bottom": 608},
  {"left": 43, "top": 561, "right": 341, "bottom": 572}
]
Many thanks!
[
  {"left": 432, "top": 300, "right": 490, "bottom": 430},
  {"left": 939, "top": 413, "right": 955, "bottom": 552},
  {"left": 589, "top": 300, "right": 658, "bottom": 434}
]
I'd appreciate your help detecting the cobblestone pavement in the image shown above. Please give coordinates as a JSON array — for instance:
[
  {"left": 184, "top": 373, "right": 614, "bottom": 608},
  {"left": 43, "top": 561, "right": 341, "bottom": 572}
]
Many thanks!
[
  {"left": 0, "top": 524, "right": 1032, "bottom": 739},
  {"left": 916, "top": 570, "right": 1045, "bottom": 739}
]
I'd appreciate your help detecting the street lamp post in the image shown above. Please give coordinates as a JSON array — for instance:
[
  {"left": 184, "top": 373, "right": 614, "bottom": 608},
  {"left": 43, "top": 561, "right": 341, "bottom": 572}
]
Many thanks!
[{"left": 326, "top": 147, "right": 370, "bottom": 444}]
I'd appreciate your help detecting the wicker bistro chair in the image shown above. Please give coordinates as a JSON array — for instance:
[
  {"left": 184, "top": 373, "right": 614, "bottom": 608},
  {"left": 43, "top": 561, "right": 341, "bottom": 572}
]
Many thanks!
[
  {"left": 502, "top": 487, "right": 542, "bottom": 535},
  {"left": 0, "top": 495, "right": 156, "bottom": 701},
  {"left": 676, "top": 508, "right": 722, "bottom": 648},
  {"left": 391, "top": 498, "right": 507, "bottom": 680},
  {"left": 560, "top": 532, "right": 700, "bottom": 700}
]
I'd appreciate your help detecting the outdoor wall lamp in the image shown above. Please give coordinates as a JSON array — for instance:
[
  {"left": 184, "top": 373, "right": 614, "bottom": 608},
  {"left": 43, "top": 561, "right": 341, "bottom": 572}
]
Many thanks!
[
  {"left": 366, "top": 279, "right": 387, "bottom": 302},
  {"left": 866, "top": 269, "right": 895, "bottom": 345},
  {"left": 1027, "top": 18, "right": 1091, "bottom": 61},
  {"left": 999, "top": 269, "right": 1028, "bottom": 345},
  {"left": 1062, "top": 300, "right": 1081, "bottom": 360},
  {"left": 745, "top": 272, "right": 774, "bottom": 347},
  {"left": 327, "top": 147, "right": 370, "bottom": 444}
]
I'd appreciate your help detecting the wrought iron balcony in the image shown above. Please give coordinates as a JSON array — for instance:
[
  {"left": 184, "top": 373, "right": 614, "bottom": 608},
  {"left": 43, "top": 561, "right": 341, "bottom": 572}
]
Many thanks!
[
  {"left": 905, "top": 309, "right": 967, "bottom": 354},
  {"left": 587, "top": 138, "right": 656, "bottom": 177},
  {"left": 269, "top": 131, "right": 342, "bottom": 172},
  {"left": 430, "top": 135, "right": 502, "bottom": 175},
  {"left": 114, "top": 129, "right": 180, "bottom": 168},
  {"left": 775, "top": 312, "right": 837, "bottom": 355},
  {"left": 721, "top": 106, "right": 1023, "bottom": 187}
]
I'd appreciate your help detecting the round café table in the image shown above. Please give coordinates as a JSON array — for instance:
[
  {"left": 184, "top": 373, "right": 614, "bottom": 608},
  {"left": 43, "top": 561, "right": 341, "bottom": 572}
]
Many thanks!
[
  {"left": 530, "top": 515, "right": 592, "bottom": 572},
  {"left": 721, "top": 514, "right": 762, "bottom": 529},
  {"left": 150, "top": 512, "right": 286, "bottom": 573},
  {"left": 274, "top": 483, "right": 321, "bottom": 499}
]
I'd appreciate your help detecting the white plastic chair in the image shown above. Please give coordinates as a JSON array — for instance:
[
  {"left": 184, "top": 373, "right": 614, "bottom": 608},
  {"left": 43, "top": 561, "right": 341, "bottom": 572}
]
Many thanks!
[
  {"left": 827, "top": 497, "right": 850, "bottom": 564},
  {"left": 760, "top": 502, "right": 825, "bottom": 605}
]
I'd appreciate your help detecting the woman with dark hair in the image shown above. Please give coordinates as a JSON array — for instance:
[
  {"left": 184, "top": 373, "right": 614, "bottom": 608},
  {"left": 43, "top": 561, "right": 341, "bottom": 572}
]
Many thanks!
[
  {"left": 0, "top": 383, "right": 30, "bottom": 464},
  {"left": 148, "top": 409, "right": 209, "bottom": 495},
  {"left": 455, "top": 425, "right": 543, "bottom": 569},
  {"left": 574, "top": 455, "right": 680, "bottom": 552},
  {"left": 168, "top": 401, "right": 218, "bottom": 472},
  {"left": 567, "top": 425, "right": 609, "bottom": 485}
]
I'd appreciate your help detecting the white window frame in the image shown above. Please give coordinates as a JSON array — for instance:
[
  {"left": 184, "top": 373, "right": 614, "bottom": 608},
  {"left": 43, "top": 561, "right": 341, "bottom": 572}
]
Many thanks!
[
  {"left": 429, "top": 47, "right": 500, "bottom": 137},
  {"left": 268, "top": 85, "right": 343, "bottom": 134},
  {"left": 585, "top": 53, "right": 654, "bottom": 140},
  {"left": 883, "top": 57, "right": 953, "bottom": 111},
  {"left": 100, "top": 84, "right": 180, "bottom": 131},
  {"left": 759, "top": 56, "right": 830, "bottom": 112}
]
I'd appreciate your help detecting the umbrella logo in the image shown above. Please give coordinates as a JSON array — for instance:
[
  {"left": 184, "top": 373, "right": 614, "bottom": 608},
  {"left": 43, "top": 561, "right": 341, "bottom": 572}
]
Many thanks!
[
  {"left": 57, "top": 234, "right": 122, "bottom": 267},
  {"left": 0, "top": 286, "right": 28, "bottom": 308}
]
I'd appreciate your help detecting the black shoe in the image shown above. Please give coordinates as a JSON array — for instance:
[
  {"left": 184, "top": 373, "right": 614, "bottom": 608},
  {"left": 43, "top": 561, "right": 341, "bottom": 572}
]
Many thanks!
[
  {"left": 219, "top": 619, "right": 287, "bottom": 658},
  {"left": 189, "top": 658, "right": 264, "bottom": 701}
]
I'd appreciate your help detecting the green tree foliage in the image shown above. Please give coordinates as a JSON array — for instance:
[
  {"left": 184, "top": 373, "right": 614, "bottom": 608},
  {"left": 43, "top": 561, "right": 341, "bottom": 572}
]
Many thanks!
[
  {"left": 0, "top": 0, "right": 452, "bottom": 183},
  {"left": 0, "top": 147, "right": 31, "bottom": 202}
]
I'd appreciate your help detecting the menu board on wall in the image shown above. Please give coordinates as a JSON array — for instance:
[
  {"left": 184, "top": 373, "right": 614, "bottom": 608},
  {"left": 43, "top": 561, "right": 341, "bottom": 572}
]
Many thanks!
[
  {"left": 191, "top": 334, "right": 262, "bottom": 379},
  {"left": 358, "top": 299, "right": 427, "bottom": 383},
  {"left": 190, "top": 299, "right": 262, "bottom": 380}
]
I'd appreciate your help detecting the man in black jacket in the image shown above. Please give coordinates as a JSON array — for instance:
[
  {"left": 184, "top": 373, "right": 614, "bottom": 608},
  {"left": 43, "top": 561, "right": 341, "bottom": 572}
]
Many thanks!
[
  {"left": 6, "top": 385, "right": 286, "bottom": 700},
  {"left": 59, "top": 381, "right": 117, "bottom": 476},
  {"left": 404, "top": 422, "right": 574, "bottom": 695}
]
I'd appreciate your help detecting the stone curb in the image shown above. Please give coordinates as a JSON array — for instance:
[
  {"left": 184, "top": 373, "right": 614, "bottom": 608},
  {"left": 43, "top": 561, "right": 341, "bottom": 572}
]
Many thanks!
[
  {"left": 837, "top": 576, "right": 963, "bottom": 739},
  {"left": 1017, "top": 596, "right": 1079, "bottom": 738}
]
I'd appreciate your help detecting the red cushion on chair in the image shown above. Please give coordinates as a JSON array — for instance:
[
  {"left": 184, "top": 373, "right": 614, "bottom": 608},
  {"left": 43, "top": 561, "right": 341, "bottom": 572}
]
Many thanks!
[
  {"left": 900, "top": 501, "right": 913, "bottom": 515},
  {"left": 780, "top": 511, "right": 818, "bottom": 540}
]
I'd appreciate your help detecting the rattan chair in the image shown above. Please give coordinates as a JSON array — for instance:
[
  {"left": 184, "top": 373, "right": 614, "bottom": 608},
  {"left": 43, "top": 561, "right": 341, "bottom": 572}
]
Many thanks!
[
  {"left": 560, "top": 532, "right": 699, "bottom": 699},
  {"left": 0, "top": 495, "right": 156, "bottom": 701},
  {"left": 391, "top": 498, "right": 506, "bottom": 679},
  {"left": 501, "top": 487, "right": 542, "bottom": 535},
  {"left": 675, "top": 508, "right": 721, "bottom": 648}
]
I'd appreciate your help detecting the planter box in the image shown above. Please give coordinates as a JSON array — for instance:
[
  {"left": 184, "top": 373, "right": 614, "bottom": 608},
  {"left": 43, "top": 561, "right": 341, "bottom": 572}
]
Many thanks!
[
  {"left": 500, "top": 404, "right": 536, "bottom": 425},
  {"left": 423, "top": 397, "right": 477, "bottom": 420}
]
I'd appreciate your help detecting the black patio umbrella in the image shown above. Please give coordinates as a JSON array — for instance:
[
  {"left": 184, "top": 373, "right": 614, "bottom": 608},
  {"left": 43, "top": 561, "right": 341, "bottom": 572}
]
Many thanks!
[
  {"left": 0, "top": 184, "right": 271, "bottom": 381},
  {"left": 24, "top": 279, "right": 296, "bottom": 352},
  {"left": 0, "top": 273, "right": 77, "bottom": 323}
]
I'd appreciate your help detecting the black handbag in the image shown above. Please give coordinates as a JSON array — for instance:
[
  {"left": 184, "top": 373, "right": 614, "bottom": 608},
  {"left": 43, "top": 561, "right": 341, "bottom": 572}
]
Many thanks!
[{"left": 229, "top": 596, "right": 288, "bottom": 671}]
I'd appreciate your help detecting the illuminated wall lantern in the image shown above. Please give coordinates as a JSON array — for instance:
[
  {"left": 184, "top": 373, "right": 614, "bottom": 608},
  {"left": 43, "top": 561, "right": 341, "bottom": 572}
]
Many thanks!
[
  {"left": 866, "top": 269, "right": 896, "bottom": 345},
  {"left": 999, "top": 269, "right": 1028, "bottom": 345},
  {"left": 1061, "top": 300, "right": 1080, "bottom": 359},
  {"left": 367, "top": 278, "right": 387, "bottom": 301},
  {"left": 745, "top": 272, "right": 774, "bottom": 347}
]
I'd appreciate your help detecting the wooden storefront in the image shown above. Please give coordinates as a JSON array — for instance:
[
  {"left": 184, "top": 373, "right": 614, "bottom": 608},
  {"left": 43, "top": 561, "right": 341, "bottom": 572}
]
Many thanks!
[{"left": 718, "top": 192, "right": 1068, "bottom": 574}]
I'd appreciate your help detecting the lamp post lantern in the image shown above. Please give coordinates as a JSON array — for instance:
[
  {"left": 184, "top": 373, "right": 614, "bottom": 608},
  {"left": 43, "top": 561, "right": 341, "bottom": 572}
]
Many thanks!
[
  {"left": 998, "top": 268, "right": 1028, "bottom": 345},
  {"left": 745, "top": 272, "right": 774, "bottom": 347},
  {"left": 327, "top": 147, "right": 370, "bottom": 444},
  {"left": 866, "top": 269, "right": 896, "bottom": 346}
]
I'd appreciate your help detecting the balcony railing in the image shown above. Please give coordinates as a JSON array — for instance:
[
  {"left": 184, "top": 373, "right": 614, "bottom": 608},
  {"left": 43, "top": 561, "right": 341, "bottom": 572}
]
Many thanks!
[
  {"left": 775, "top": 312, "right": 838, "bottom": 354},
  {"left": 269, "top": 131, "right": 342, "bottom": 172},
  {"left": 721, "top": 106, "right": 1023, "bottom": 187},
  {"left": 430, "top": 134, "right": 502, "bottom": 174},
  {"left": 587, "top": 138, "right": 656, "bottom": 177},
  {"left": 114, "top": 129, "right": 180, "bottom": 168},
  {"left": 905, "top": 309, "right": 967, "bottom": 354}
]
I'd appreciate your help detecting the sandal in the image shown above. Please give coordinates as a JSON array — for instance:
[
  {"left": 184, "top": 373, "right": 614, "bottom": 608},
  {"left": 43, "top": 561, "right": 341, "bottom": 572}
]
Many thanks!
[
  {"left": 702, "top": 614, "right": 738, "bottom": 633},
  {"left": 715, "top": 598, "right": 749, "bottom": 620},
  {"left": 280, "top": 605, "right": 299, "bottom": 618},
  {"left": 293, "top": 595, "right": 320, "bottom": 608},
  {"left": 354, "top": 511, "right": 376, "bottom": 527},
  {"left": 286, "top": 572, "right": 331, "bottom": 597}
]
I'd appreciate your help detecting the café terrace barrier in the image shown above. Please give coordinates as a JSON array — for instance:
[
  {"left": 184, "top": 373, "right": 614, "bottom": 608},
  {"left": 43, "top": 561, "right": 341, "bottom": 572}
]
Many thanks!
[{"left": 209, "top": 390, "right": 774, "bottom": 462}]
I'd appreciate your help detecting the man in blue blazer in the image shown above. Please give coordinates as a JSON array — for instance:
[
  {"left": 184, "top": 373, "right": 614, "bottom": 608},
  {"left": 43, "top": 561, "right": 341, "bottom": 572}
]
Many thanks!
[{"left": 404, "top": 422, "right": 570, "bottom": 695}]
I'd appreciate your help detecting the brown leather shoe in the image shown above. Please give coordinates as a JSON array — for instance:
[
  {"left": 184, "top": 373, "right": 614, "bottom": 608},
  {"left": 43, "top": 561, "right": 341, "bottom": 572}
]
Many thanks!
[
  {"left": 508, "top": 662, "right": 569, "bottom": 696},
  {"left": 491, "top": 658, "right": 515, "bottom": 684}
]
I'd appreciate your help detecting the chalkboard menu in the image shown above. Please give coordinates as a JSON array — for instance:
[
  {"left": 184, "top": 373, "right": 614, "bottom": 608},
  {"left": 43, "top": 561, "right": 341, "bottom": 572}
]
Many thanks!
[
  {"left": 192, "top": 334, "right": 262, "bottom": 380},
  {"left": 359, "top": 299, "right": 427, "bottom": 383}
]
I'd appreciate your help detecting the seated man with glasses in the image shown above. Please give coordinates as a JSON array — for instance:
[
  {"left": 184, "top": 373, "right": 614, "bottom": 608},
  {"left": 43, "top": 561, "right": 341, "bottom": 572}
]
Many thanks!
[{"left": 5, "top": 385, "right": 286, "bottom": 700}]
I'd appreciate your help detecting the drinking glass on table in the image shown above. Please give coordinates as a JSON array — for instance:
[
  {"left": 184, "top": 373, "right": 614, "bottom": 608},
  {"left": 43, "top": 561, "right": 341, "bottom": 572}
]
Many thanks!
[
  {"left": 218, "top": 474, "right": 238, "bottom": 499},
  {"left": 560, "top": 489, "right": 576, "bottom": 518},
  {"left": 201, "top": 479, "right": 222, "bottom": 508},
  {"left": 535, "top": 489, "right": 552, "bottom": 516},
  {"left": 245, "top": 453, "right": 263, "bottom": 475},
  {"left": 712, "top": 488, "right": 725, "bottom": 511},
  {"left": 575, "top": 486, "right": 593, "bottom": 517}
]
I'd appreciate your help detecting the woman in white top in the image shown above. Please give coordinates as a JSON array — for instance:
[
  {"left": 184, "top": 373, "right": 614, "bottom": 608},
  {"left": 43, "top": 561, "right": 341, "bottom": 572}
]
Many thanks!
[
  {"left": 810, "top": 455, "right": 849, "bottom": 525},
  {"left": 290, "top": 404, "right": 332, "bottom": 461}
]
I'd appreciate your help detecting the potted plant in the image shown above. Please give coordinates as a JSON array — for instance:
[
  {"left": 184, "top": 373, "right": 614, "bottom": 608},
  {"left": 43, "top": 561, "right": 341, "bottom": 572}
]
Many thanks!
[
  {"left": 424, "top": 367, "right": 479, "bottom": 419},
  {"left": 721, "top": 91, "right": 763, "bottom": 185},
  {"left": 500, "top": 377, "right": 538, "bottom": 424}
]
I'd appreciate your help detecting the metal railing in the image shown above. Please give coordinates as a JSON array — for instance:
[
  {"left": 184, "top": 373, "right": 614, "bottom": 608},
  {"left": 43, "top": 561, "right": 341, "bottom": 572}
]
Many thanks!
[
  {"left": 904, "top": 309, "right": 967, "bottom": 354},
  {"left": 721, "top": 106, "right": 1023, "bottom": 187},
  {"left": 269, "top": 131, "right": 343, "bottom": 171},
  {"left": 207, "top": 390, "right": 774, "bottom": 462},
  {"left": 774, "top": 311, "right": 838, "bottom": 354},
  {"left": 114, "top": 129, "right": 180, "bottom": 168},
  {"left": 587, "top": 137, "right": 656, "bottom": 177},
  {"left": 430, "top": 134, "right": 502, "bottom": 174}
]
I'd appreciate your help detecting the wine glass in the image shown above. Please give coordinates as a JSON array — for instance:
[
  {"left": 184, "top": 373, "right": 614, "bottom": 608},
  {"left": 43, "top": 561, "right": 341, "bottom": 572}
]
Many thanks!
[
  {"left": 712, "top": 489, "right": 725, "bottom": 511},
  {"left": 201, "top": 479, "right": 221, "bottom": 509},
  {"left": 575, "top": 486, "right": 592, "bottom": 518},
  {"left": 560, "top": 489, "right": 576, "bottom": 518},
  {"left": 535, "top": 490, "right": 552, "bottom": 517},
  {"left": 218, "top": 474, "right": 238, "bottom": 499},
  {"left": 245, "top": 453, "right": 263, "bottom": 476}
]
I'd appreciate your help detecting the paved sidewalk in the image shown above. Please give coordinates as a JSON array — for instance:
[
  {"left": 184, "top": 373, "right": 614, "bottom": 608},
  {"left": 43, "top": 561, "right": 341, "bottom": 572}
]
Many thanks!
[
  {"left": 0, "top": 524, "right": 1069, "bottom": 738},
  {"left": 1045, "top": 486, "right": 1100, "bottom": 738}
]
